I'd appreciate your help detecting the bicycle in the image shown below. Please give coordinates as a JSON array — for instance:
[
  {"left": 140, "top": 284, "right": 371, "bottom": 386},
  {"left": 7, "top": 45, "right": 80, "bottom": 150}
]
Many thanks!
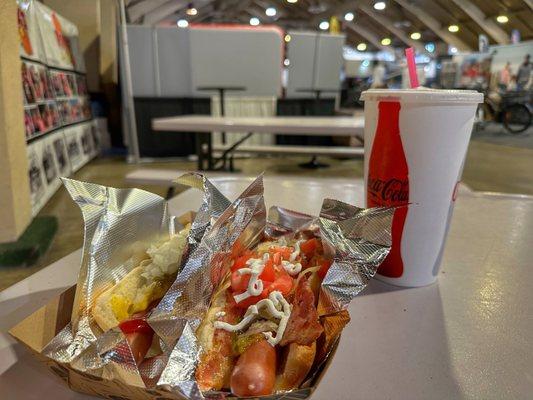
[{"left": 476, "top": 88, "right": 532, "bottom": 134}]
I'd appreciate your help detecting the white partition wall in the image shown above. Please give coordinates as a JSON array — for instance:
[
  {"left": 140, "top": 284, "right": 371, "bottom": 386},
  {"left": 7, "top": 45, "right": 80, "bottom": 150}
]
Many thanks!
[
  {"left": 127, "top": 26, "right": 157, "bottom": 96},
  {"left": 286, "top": 31, "right": 345, "bottom": 99},
  {"left": 189, "top": 27, "right": 283, "bottom": 97},
  {"left": 156, "top": 27, "right": 192, "bottom": 97}
]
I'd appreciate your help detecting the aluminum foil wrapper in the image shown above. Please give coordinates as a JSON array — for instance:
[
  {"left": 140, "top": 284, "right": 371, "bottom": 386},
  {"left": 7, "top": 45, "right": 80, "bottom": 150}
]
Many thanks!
[
  {"left": 42, "top": 176, "right": 230, "bottom": 387},
  {"left": 154, "top": 175, "right": 394, "bottom": 400}
]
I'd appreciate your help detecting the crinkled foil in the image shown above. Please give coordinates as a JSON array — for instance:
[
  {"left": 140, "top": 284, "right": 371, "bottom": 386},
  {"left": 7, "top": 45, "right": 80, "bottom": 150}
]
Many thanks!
[
  {"left": 43, "top": 176, "right": 229, "bottom": 387},
  {"left": 155, "top": 176, "right": 394, "bottom": 400}
]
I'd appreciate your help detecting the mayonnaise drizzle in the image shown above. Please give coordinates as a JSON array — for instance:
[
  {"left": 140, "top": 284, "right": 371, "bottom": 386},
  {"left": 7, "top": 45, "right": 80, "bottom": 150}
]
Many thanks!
[
  {"left": 214, "top": 290, "right": 291, "bottom": 346},
  {"left": 233, "top": 253, "right": 270, "bottom": 303},
  {"left": 281, "top": 260, "right": 302, "bottom": 276},
  {"left": 289, "top": 240, "right": 303, "bottom": 262},
  {"left": 215, "top": 311, "right": 226, "bottom": 318}
]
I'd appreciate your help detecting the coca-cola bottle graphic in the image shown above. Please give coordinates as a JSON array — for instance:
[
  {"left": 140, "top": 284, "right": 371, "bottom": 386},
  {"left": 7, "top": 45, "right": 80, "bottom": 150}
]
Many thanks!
[{"left": 367, "top": 101, "right": 409, "bottom": 278}]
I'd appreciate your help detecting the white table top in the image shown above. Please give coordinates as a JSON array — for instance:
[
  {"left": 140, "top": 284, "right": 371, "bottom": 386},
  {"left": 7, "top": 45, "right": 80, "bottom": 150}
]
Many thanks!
[
  {"left": 1, "top": 177, "right": 532, "bottom": 399},
  {"left": 152, "top": 115, "right": 364, "bottom": 136}
]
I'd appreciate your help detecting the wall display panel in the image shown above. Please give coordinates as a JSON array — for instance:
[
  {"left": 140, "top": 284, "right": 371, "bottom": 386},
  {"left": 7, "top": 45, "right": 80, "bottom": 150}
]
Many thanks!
[
  {"left": 127, "top": 26, "right": 157, "bottom": 97},
  {"left": 189, "top": 27, "right": 283, "bottom": 97},
  {"left": 156, "top": 27, "right": 192, "bottom": 97}
]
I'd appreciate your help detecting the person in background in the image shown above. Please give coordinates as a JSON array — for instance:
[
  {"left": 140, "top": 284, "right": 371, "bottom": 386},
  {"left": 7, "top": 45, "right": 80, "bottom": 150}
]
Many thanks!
[
  {"left": 516, "top": 54, "right": 531, "bottom": 91},
  {"left": 371, "top": 61, "right": 386, "bottom": 88},
  {"left": 498, "top": 62, "right": 512, "bottom": 90}
]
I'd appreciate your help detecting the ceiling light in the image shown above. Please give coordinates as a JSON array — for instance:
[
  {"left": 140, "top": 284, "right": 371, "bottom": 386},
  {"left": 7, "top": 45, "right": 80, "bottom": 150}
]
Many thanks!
[
  {"left": 344, "top": 12, "right": 355, "bottom": 22},
  {"left": 374, "top": 1, "right": 386, "bottom": 10},
  {"left": 357, "top": 42, "right": 367, "bottom": 51},
  {"left": 186, "top": 7, "right": 197, "bottom": 16},
  {"left": 410, "top": 32, "right": 421, "bottom": 40},
  {"left": 284, "top": 59, "right": 290, "bottom": 66},
  {"left": 319, "top": 21, "right": 329, "bottom": 30},
  {"left": 450, "top": 46, "right": 458, "bottom": 54},
  {"left": 448, "top": 24, "right": 459, "bottom": 32},
  {"left": 250, "top": 17, "right": 260, "bottom": 26},
  {"left": 266, "top": 7, "right": 277, "bottom": 17},
  {"left": 284, "top": 34, "right": 291, "bottom": 42},
  {"left": 286, "top": 0, "right": 297, "bottom": 3},
  {"left": 425, "top": 42, "right": 435, "bottom": 53},
  {"left": 381, "top": 37, "right": 391, "bottom": 46},
  {"left": 496, "top": 15, "right": 508, "bottom": 23},
  {"left": 177, "top": 19, "right": 188, "bottom": 28}
]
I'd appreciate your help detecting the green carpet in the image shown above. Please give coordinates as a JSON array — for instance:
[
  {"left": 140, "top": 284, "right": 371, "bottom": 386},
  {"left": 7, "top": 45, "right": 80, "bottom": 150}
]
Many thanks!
[{"left": 0, "top": 216, "right": 58, "bottom": 267}]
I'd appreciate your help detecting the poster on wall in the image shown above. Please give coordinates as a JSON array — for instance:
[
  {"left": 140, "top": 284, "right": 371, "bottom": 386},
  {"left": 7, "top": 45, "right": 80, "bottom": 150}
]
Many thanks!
[
  {"left": 17, "top": 0, "right": 45, "bottom": 62},
  {"left": 27, "top": 140, "right": 45, "bottom": 215},
  {"left": 50, "top": 130, "right": 71, "bottom": 177},
  {"left": 64, "top": 125, "right": 84, "bottom": 172}
]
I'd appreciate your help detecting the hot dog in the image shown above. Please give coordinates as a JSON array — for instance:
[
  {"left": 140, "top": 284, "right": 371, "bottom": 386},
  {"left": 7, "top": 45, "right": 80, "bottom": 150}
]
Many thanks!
[
  {"left": 195, "top": 233, "right": 332, "bottom": 396},
  {"left": 91, "top": 226, "right": 190, "bottom": 364}
]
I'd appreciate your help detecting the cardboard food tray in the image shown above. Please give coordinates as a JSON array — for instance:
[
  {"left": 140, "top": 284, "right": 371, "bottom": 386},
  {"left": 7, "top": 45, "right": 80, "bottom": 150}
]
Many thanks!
[
  {"left": 8, "top": 211, "right": 340, "bottom": 400},
  {"left": 9, "top": 284, "right": 340, "bottom": 400}
]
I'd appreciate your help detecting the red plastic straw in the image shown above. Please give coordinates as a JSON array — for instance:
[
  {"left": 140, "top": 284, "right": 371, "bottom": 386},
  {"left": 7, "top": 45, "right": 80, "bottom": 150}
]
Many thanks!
[{"left": 405, "top": 47, "right": 419, "bottom": 88}]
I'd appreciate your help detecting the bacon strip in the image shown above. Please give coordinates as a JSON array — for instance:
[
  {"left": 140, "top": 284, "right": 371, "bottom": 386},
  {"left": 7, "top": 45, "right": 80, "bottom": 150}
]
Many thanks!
[{"left": 280, "top": 277, "right": 323, "bottom": 346}]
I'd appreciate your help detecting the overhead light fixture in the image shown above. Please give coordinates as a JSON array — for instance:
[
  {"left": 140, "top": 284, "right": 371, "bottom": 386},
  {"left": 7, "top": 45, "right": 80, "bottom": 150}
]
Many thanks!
[
  {"left": 496, "top": 15, "right": 508, "bottom": 23},
  {"left": 448, "top": 24, "right": 459, "bottom": 32},
  {"left": 284, "top": 34, "right": 291, "bottom": 42},
  {"left": 186, "top": 3, "right": 197, "bottom": 16},
  {"left": 266, "top": 7, "right": 277, "bottom": 17},
  {"left": 177, "top": 19, "right": 188, "bottom": 28},
  {"left": 425, "top": 42, "right": 435, "bottom": 53},
  {"left": 250, "top": 17, "right": 260, "bottom": 26},
  {"left": 374, "top": 1, "right": 386, "bottom": 10},
  {"left": 410, "top": 32, "right": 421, "bottom": 40},
  {"left": 450, "top": 46, "right": 458, "bottom": 54},
  {"left": 381, "top": 37, "right": 391, "bottom": 46},
  {"left": 357, "top": 42, "right": 367, "bottom": 51},
  {"left": 284, "top": 58, "right": 290, "bottom": 67},
  {"left": 319, "top": 21, "right": 329, "bottom": 30},
  {"left": 344, "top": 12, "right": 355, "bottom": 22},
  {"left": 287, "top": 0, "right": 297, "bottom": 3}
]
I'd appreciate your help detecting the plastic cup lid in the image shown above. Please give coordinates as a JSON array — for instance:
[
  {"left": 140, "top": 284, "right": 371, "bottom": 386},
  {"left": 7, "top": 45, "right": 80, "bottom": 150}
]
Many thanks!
[{"left": 360, "top": 88, "right": 483, "bottom": 104}]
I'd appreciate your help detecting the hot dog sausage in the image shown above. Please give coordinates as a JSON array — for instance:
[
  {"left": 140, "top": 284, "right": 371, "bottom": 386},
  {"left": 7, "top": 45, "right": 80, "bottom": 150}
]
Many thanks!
[{"left": 230, "top": 339, "right": 276, "bottom": 396}]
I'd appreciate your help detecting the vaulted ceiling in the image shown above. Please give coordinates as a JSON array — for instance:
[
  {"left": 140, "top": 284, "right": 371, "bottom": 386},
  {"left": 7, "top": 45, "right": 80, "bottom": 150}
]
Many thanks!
[{"left": 125, "top": 0, "right": 533, "bottom": 52}]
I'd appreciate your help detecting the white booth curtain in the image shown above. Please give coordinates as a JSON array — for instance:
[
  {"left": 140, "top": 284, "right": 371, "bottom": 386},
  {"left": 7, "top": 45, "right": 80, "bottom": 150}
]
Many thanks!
[{"left": 210, "top": 96, "right": 277, "bottom": 146}]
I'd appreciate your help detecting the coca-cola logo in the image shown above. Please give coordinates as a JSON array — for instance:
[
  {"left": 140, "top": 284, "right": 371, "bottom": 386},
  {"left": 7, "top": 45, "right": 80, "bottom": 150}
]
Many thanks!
[{"left": 368, "top": 177, "right": 409, "bottom": 203}]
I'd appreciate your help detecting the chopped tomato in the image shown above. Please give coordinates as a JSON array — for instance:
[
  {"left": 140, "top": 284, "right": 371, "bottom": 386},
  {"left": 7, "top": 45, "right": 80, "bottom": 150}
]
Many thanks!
[
  {"left": 300, "top": 238, "right": 318, "bottom": 257},
  {"left": 269, "top": 246, "right": 292, "bottom": 260},
  {"left": 231, "top": 252, "right": 256, "bottom": 272},
  {"left": 268, "top": 271, "right": 293, "bottom": 296},
  {"left": 272, "top": 252, "right": 281, "bottom": 266},
  {"left": 259, "top": 258, "right": 275, "bottom": 282},
  {"left": 231, "top": 270, "right": 251, "bottom": 293},
  {"left": 318, "top": 258, "right": 333, "bottom": 280},
  {"left": 119, "top": 318, "right": 153, "bottom": 335},
  {"left": 234, "top": 281, "right": 272, "bottom": 309}
]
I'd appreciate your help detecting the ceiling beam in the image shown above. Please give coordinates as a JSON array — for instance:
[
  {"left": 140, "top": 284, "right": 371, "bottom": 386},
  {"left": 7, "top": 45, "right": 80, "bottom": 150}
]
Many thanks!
[
  {"left": 127, "top": 0, "right": 167, "bottom": 23},
  {"left": 392, "top": 0, "right": 472, "bottom": 51},
  {"left": 357, "top": 3, "right": 431, "bottom": 56},
  {"left": 142, "top": 0, "right": 190, "bottom": 25},
  {"left": 449, "top": 0, "right": 510, "bottom": 44},
  {"left": 523, "top": 0, "right": 533, "bottom": 11},
  {"left": 344, "top": 22, "right": 395, "bottom": 55},
  {"left": 311, "top": 0, "right": 358, "bottom": 25}
]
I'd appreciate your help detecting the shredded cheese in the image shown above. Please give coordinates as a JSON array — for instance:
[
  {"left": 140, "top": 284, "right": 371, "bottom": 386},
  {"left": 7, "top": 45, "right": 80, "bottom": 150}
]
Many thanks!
[
  {"left": 233, "top": 253, "right": 270, "bottom": 303},
  {"left": 214, "top": 291, "right": 292, "bottom": 346},
  {"left": 281, "top": 260, "right": 302, "bottom": 276}
]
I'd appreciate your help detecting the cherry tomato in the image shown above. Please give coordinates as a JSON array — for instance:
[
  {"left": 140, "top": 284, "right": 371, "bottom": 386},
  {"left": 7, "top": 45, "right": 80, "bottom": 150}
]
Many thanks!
[
  {"left": 272, "top": 252, "right": 281, "bottom": 266},
  {"left": 231, "top": 253, "right": 253, "bottom": 272},
  {"left": 119, "top": 318, "right": 153, "bottom": 335},
  {"left": 300, "top": 238, "right": 318, "bottom": 257},
  {"left": 318, "top": 258, "right": 333, "bottom": 280}
]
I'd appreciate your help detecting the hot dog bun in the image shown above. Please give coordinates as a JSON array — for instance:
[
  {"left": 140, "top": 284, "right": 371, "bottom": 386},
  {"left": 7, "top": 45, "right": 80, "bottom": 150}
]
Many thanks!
[
  {"left": 91, "top": 227, "right": 189, "bottom": 332},
  {"left": 274, "top": 342, "right": 316, "bottom": 391}
]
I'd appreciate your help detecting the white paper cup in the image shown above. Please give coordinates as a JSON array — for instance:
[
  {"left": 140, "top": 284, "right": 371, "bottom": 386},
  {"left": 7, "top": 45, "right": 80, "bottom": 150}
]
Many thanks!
[{"left": 361, "top": 89, "right": 483, "bottom": 287}]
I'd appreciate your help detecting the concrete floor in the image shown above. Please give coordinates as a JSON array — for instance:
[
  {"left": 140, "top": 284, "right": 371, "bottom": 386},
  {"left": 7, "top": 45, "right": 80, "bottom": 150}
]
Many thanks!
[{"left": 1, "top": 138, "right": 532, "bottom": 291}]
